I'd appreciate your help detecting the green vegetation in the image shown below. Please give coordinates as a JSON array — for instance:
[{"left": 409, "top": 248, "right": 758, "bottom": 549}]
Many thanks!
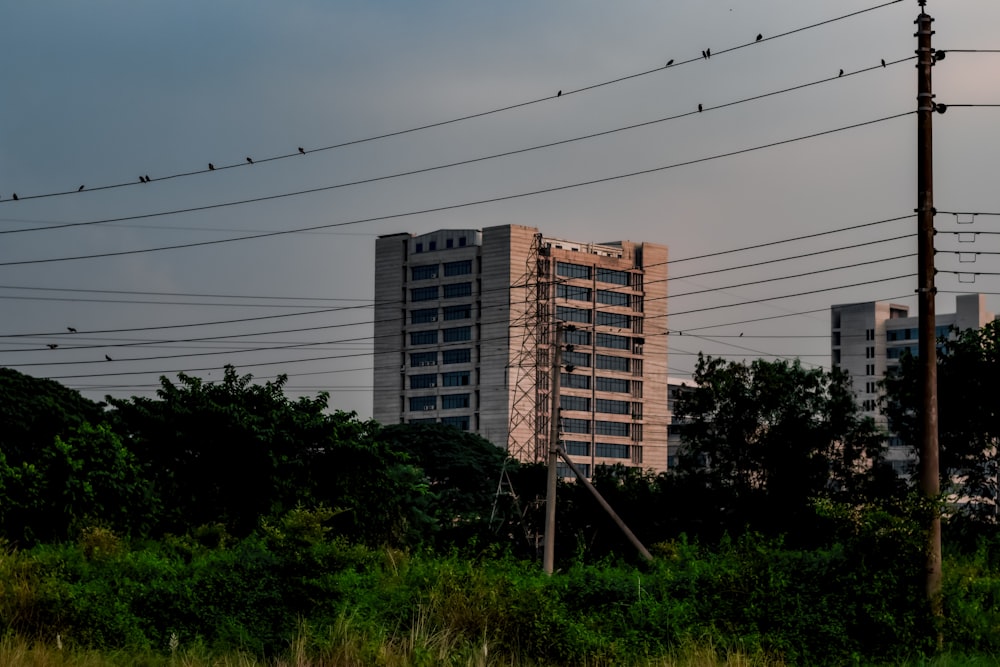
[{"left": 1, "top": 333, "right": 999, "bottom": 665}]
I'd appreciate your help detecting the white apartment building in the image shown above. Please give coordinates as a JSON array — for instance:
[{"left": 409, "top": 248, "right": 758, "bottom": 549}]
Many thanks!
[
  {"left": 373, "top": 224, "right": 669, "bottom": 475},
  {"left": 830, "top": 294, "right": 995, "bottom": 470}
]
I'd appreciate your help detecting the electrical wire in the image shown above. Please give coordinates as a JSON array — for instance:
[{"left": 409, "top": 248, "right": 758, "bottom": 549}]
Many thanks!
[
  {"left": 0, "top": 112, "right": 916, "bottom": 268},
  {"left": 0, "top": 0, "right": 907, "bottom": 204}
]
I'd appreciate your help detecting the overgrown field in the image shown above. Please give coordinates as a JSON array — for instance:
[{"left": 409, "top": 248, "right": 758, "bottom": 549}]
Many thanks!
[{"left": 2, "top": 522, "right": 999, "bottom": 666}]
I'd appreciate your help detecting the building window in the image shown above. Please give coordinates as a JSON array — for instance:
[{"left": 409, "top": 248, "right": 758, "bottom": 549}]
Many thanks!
[
  {"left": 443, "top": 326, "right": 472, "bottom": 342},
  {"left": 561, "top": 373, "right": 590, "bottom": 389},
  {"left": 556, "top": 262, "right": 591, "bottom": 279},
  {"left": 562, "top": 418, "right": 591, "bottom": 434},
  {"left": 564, "top": 329, "right": 591, "bottom": 346},
  {"left": 556, "top": 306, "right": 592, "bottom": 324},
  {"left": 410, "top": 286, "right": 439, "bottom": 302},
  {"left": 443, "top": 304, "right": 471, "bottom": 320},
  {"left": 409, "top": 330, "right": 438, "bottom": 346},
  {"left": 410, "top": 351, "right": 437, "bottom": 367},
  {"left": 441, "top": 415, "right": 470, "bottom": 430},
  {"left": 596, "top": 354, "right": 630, "bottom": 372},
  {"left": 442, "top": 348, "right": 471, "bottom": 364},
  {"left": 459, "top": 237, "right": 467, "bottom": 247},
  {"left": 429, "top": 241, "right": 437, "bottom": 251},
  {"left": 557, "top": 462, "right": 590, "bottom": 478},
  {"left": 597, "top": 290, "right": 629, "bottom": 307},
  {"left": 596, "top": 312, "right": 631, "bottom": 328},
  {"left": 596, "top": 332, "right": 629, "bottom": 350},
  {"left": 595, "top": 420, "right": 630, "bottom": 437},
  {"left": 443, "top": 260, "right": 472, "bottom": 276},
  {"left": 564, "top": 441, "right": 590, "bottom": 456},
  {"left": 564, "top": 350, "right": 592, "bottom": 368},
  {"left": 410, "top": 374, "right": 437, "bottom": 389},
  {"left": 557, "top": 284, "right": 592, "bottom": 302},
  {"left": 596, "top": 398, "right": 630, "bottom": 415},
  {"left": 596, "top": 268, "right": 629, "bottom": 285},
  {"left": 595, "top": 442, "right": 631, "bottom": 458},
  {"left": 561, "top": 395, "right": 591, "bottom": 412},
  {"left": 409, "top": 396, "right": 437, "bottom": 411},
  {"left": 442, "top": 370, "right": 471, "bottom": 386},
  {"left": 411, "top": 308, "right": 438, "bottom": 324},
  {"left": 409, "top": 418, "right": 436, "bottom": 425},
  {"left": 415, "top": 242, "right": 423, "bottom": 253},
  {"left": 442, "top": 393, "right": 470, "bottom": 409},
  {"left": 596, "top": 376, "right": 630, "bottom": 393},
  {"left": 443, "top": 282, "right": 472, "bottom": 298},
  {"left": 411, "top": 264, "right": 439, "bottom": 281}
]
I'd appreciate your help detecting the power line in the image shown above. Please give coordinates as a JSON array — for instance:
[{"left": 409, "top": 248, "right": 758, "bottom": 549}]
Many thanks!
[
  {"left": 0, "top": 1, "right": 907, "bottom": 205},
  {"left": 0, "top": 112, "right": 916, "bottom": 268}
]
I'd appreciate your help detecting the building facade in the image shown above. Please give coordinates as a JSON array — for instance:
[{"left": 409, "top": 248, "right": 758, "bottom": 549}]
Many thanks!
[
  {"left": 373, "top": 224, "right": 669, "bottom": 475},
  {"left": 830, "top": 294, "right": 995, "bottom": 470}
]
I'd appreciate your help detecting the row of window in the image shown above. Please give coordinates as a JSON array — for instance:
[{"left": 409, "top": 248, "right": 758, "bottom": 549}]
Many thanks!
[
  {"left": 410, "top": 282, "right": 473, "bottom": 302},
  {"left": 409, "top": 415, "right": 470, "bottom": 430},
  {"left": 409, "top": 371, "right": 471, "bottom": 389},
  {"left": 556, "top": 286, "right": 631, "bottom": 306},
  {"left": 563, "top": 441, "right": 632, "bottom": 459},
  {"left": 558, "top": 374, "right": 633, "bottom": 394},
  {"left": 561, "top": 419, "right": 632, "bottom": 437},
  {"left": 411, "top": 259, "right": 473, "bottom": 281},
  {"left": 885, "top": 325, "right": 952, "bottom": 342},
  {"left": 409, "top": 326, "right": 472, "bottom": 346},
  {"left": 409, "top": 393, "right": 471, "bottom": 411},
  {"left": 555, "top": 262, "right": 631, "bottom": 286},
  {"left": 414, "top": 237, "right": 468, "bottom": 253},
  {"left": 560, "top": 351, "right": 633, "bottom": 372},
  {"left": 559, "top": 396, "right": 636, "bottom": 415},
  {"left": 411, "top": 304, "right": 472, "bottom": 323},
  {"left": 410, "top": 348, "right": 472, "bottom": 366},
  {"left": 554, "top": 306, "right": 633, "bottom": 329}
]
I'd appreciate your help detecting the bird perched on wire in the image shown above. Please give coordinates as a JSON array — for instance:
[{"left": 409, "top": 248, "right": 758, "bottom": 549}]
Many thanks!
[
  {"left": 145, "top": 175, "right": 151, "bottom": 182},
  {"left": 881, "top": 59, "right": 886, "bottom": 67},
  {"left": 705, "top": 48, "right": 711, "bottom": 59},
  {"left": 47, "top": 344, "right": 58, "bottom": 349},
  {"left": 11, "top": 193, "right": 17, "bottom": 201},
  {"left": 839, "top": 69, "right": 844, "bottom": 77},
  {"left": 208, "top": 163, "right": 215, "bottom": 170},
  {"left": 698, "top": 103, "right": 703, "bottom": 112},
  {"left": 298, "top": 147, "right": 305, "bottom": 154},
  {"left": 78, "top": 185, "right": 85, "bottom": 192},
  {"left": 756, "top": 34, "right": 762, "bottom": 42},
  {"left": 666, "top": 59, "right": 673, "bottom": 67},
  {"left": 557, "top": 90, "right": 562, "bottom": 97},
  {"left": 246, "top": 157, "right": 254, "bottom": 164},
  {"left": 105, "top": 354, "right": 113, "bottom": 361},
  {"left": 67, "top": 327, "right": 77, "bottom": 333}
]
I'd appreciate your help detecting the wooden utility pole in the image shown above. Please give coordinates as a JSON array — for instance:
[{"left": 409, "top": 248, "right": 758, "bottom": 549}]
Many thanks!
[
  {"left": 543, "top": 324, "right": 562, "bottom": 575},
  {"left": 915, "top": 0, "right": 943, "bottom": 630}
]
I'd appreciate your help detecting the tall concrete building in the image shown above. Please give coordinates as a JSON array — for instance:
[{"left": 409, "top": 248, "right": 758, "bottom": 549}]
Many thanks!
[
  {"left": 374, "top": 224, "right": 669, "bottom": 475},
  {"left": 830, "top": 294, "right": 995, "bottom": 470}
]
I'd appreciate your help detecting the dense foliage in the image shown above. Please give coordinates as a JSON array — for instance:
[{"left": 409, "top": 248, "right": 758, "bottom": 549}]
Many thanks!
[
  {"left": 883, "top": 319, "right": 1000, "bottom": 521},
  {"left": 2, "top": 342, "right": 1000, "bottom": 664}
]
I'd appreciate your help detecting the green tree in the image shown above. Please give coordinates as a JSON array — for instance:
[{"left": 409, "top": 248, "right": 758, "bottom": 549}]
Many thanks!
[
  {"left": 107, "top": 366, "right": 436, "bottom": 544},
  {"left": 378, "top": 423, "right": 509, "bottom": 541},
  {"left": 673, "top": 355, "right": 887, "bottom": 537},
  {"left": 882, "top": 319, "right": 1000, "bottom": 521}
]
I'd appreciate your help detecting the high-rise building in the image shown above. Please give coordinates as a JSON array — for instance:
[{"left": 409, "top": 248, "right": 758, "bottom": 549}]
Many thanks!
[
  {"left": 830, "top": 294, "right": 995, "bottom": 471},
  {"left": 374, "top": 224, "right": 669, "bottom": 475}
]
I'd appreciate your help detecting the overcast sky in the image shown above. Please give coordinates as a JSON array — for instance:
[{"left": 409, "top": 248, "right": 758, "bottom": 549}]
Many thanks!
[{"left": 2, "top": 0, "right": 998, "bottom": 419}]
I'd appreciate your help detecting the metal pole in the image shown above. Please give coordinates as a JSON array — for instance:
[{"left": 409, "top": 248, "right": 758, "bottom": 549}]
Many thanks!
[
  {"left": 543, "top": 324, "right": 562, "bottom": 574},
  {"left": 915, "top": 1, "right": 943, "bottom": 629}
]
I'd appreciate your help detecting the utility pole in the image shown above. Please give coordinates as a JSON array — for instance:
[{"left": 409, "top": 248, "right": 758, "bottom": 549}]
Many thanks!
[
  {"left": 915, "top": 0, "right": 942, "bottom": 632},
  {"left": 543, "top": 323, "right": 562, "bottom": 575}
]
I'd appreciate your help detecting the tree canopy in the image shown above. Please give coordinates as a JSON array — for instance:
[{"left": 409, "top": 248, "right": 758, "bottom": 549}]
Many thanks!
[
  {"left": 672, "top": 355, "right": 887, "bottom": 537},
  {"left": 883, "top": 319, "right": 1000, "bottom": 520}
]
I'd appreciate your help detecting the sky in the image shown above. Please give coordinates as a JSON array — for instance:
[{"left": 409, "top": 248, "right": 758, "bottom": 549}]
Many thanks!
[{"left": 2, "top": 0, "right": 998, "bottom": 419}]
